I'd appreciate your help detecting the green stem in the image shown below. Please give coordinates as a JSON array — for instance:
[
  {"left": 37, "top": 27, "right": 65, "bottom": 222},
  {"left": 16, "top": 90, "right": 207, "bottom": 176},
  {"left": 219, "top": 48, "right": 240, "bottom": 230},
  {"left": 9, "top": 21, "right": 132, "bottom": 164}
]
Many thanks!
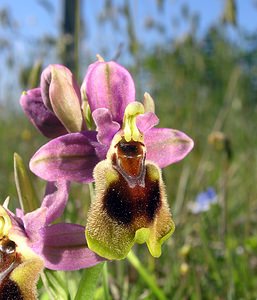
[
  {"left": 127, "top": 251, "right": 167, "bottom": 300},
  {"left": 103, "top": 262, "right": 111, "bottom": 300},
  {"left": 221, "top": 156, "right": 230, "bottom": 249},
  {"left": 89, "top": 182, "right": 95, "bottom": 202},
  {"left": 74, "top": 263, "right": 104, "bottom": 300}
]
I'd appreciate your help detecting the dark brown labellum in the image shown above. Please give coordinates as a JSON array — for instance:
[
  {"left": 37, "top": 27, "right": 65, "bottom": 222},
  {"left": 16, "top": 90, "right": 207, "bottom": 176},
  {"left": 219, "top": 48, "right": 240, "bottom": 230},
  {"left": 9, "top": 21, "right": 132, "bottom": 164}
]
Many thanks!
[
  {"left": 103, "top": 164, "right": 162, "bottom": 227},
  {"left": 0, "top": 236, "right": 23, "bottom": 299},
  {"left": 0, "top": 236, "right": 17, "bottom": 274},
  {"left": 0, "top": 278, "right": 24, "bottom": 300}
]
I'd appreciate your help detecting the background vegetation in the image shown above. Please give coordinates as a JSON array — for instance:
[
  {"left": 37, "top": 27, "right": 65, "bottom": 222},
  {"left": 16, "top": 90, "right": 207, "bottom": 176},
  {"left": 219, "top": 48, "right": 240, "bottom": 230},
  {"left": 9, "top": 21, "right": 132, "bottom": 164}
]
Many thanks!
[{"left": 0, "top": 0, "right": 256, "bottom": 299}]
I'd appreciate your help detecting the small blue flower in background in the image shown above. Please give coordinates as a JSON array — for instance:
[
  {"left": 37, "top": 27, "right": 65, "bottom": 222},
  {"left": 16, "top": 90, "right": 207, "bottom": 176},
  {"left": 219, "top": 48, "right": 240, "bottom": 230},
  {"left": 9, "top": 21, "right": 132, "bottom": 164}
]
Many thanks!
[{"left": 189, "top": 187, "right": 218, "bottom": 214}]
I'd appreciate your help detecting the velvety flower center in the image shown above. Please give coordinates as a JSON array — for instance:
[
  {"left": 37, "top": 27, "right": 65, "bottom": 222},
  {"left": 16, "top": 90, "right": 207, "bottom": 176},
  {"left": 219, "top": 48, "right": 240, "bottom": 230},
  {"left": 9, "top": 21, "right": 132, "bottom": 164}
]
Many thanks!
[
  {"left": 103, "top": 164, "right": 162, "bottom": 227},
  {"left": 0, "top": 279, "right": 24, "bottom": 300}
]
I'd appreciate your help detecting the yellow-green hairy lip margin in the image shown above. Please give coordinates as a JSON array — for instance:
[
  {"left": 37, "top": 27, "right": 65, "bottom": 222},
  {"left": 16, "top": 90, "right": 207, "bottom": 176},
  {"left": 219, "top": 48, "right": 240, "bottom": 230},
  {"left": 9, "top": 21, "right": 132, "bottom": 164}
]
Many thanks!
[{"left": 86, "top": 223, "right": 175, "bottom": 260}]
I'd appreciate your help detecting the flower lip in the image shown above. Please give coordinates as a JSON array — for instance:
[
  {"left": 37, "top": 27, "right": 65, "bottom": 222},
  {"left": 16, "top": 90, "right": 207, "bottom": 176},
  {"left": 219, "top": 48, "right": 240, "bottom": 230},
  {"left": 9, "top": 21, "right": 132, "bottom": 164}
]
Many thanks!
[
  {"left": 0, "top": 237, "right": 16, "bottom": 255},
  {"left": 115, "top": 139, "right": 146, "bottom": 180},
  {"left": 0, "top": 230, "right": 43, "bottom": 299},
  {"left": 0, "top": 236, "right": 18, "bottom": 275},
  {"left": 117, "top": 140, "right": 145, "bottom": 158},
  {"left": 86, "top": 158, "right": 174, "bottom": 260}
]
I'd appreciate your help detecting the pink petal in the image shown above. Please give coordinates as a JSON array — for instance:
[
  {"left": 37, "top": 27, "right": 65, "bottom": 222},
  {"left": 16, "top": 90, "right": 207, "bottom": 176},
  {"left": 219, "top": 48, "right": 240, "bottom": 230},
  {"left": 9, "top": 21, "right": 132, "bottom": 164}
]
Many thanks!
[
  {"left": 82, "top": 61, "right": 135, "bottom": 124},
  {"left": 92, "top": 108, "right": 120, "bottom": 145},
  {"left": 30, "top": 132, "right": 108, "bottom": 182},
  {"left": 35, "top": 223, "right": 105, "bottom": 271},
  {"left": 144, "top": 128, "right": 194, "bottom": 168},
  {"left": 136, "top": 112, "right": 159, "bottom": 133},
  {"left": 20, "top": 88, "right": 67, "bottom": 138},
  {"left": 23, "top": 207, "right": 47, "bottom": 242},
  {"left": 42, "top": 181, "right": 70, "bottom": 224}
]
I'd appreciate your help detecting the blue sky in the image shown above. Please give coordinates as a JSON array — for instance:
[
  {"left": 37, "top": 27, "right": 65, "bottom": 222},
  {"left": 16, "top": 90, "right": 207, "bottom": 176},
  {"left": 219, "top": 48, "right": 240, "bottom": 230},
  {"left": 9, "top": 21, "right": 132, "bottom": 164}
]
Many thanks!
[
  {"left": 2, "top": 1, "right": 257, "bottom": 34},
  {"left": 2, "top": 0, "right": 257, "bottom": 62},
  {"left": 1, "top": 0, "right": 257, "bottom": 103}
]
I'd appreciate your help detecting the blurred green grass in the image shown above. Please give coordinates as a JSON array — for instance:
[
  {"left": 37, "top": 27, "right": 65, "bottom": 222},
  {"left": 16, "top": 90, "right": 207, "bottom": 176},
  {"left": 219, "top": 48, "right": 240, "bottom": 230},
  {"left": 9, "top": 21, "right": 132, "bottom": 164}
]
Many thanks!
[{"left": 1, "top": 26, "right": 257, "bottom": 300}]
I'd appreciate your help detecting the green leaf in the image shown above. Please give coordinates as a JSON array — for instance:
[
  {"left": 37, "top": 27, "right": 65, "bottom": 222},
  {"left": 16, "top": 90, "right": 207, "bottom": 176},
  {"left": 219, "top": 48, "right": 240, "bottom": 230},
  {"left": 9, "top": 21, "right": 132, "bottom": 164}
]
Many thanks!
[
  {"left": 42, "top": 270, "right": 70, "bottom": 300},
  {"left": 74, "top": 263, "right": 104, "bottom": 300},
  {"left": 82, "top": 99, "right": 94, "bottom": 130},
  {"left": 127, "top": 251, "right": 167, "bottom": 300},
  {"left": 13, "top": 153, "right": 39, "bottom": 212}
]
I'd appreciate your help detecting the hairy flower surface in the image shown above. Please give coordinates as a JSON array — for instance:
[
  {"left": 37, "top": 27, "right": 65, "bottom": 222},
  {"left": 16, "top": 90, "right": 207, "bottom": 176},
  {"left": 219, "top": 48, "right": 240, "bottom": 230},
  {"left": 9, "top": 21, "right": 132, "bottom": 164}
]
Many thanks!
[
  {"left": 0, "top": 181, "right": 103, "bottom": 299},
  {"left": 22, "top": 58, "right": 194, "bottom": 260},
  {"left": 0, "top": 204, "right": 43, "bottom": 299},
  {"left": 86, "top": 102, "right": 176, "bottom": 259}
]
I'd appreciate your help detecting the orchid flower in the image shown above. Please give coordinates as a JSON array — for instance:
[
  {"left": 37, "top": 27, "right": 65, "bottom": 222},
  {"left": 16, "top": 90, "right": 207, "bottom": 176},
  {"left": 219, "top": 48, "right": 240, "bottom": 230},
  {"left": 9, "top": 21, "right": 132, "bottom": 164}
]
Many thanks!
[
  {"left": 0, "top": 181, "right": 103, "bottom": 299},
  {"left": 21, "top": 58, "right": 194, "bottom": 260}
]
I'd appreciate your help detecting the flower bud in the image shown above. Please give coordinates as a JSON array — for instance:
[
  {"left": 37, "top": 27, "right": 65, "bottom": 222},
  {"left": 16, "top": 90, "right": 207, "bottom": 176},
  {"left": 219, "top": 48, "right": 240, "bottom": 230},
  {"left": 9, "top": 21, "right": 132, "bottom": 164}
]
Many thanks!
[{"left": 41, "top": 64, "right": 84, "bottom": 133}]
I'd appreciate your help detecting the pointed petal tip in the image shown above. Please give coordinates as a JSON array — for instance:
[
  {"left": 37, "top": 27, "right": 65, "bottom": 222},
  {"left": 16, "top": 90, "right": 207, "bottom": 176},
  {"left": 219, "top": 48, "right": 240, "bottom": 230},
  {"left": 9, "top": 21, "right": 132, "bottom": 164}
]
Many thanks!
[{"left": 3, "top": 196, "right": 10, "bottom": 209}]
